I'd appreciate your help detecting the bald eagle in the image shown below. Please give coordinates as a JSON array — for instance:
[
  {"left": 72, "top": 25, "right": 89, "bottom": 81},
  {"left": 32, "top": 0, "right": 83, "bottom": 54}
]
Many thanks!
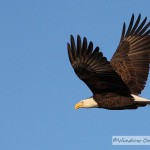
[{"left": 67, "top": 14, "right": 150, "bottom": 110}]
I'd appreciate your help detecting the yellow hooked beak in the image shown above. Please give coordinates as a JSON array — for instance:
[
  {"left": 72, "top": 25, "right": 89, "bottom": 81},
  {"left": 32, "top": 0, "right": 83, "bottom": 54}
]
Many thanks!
[{"left": 74, "top": 102, "right": 83, "bottom": 110}]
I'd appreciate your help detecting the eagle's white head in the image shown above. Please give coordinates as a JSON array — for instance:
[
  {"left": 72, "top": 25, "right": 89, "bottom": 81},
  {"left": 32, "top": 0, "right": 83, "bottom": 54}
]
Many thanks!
[{"left": 74, "top": 97, "right": 98, "bottom": 109}]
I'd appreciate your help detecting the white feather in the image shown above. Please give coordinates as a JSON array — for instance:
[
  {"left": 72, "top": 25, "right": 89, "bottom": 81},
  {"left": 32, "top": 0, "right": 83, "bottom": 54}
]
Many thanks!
[
  {"left": 131, "top": 94, "right": 150, "bottom": 103},
  {"left": 82, "top": 97, "right": 98, "bottom": 108}
]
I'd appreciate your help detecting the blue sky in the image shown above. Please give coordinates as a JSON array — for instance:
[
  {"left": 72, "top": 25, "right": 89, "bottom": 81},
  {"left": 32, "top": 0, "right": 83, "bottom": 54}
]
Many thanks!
[{"left": 0, "top": 0, "right": 150, "bottom": 150}]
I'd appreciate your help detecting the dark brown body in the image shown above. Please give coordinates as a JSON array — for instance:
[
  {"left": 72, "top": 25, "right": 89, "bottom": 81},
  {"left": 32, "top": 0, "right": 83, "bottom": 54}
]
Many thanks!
[
  {"left": 94, "top": 94, "right": 134, "bottom": 110},
  {"left": 93, "top": 93, "right": 146, "bottom": 110}
]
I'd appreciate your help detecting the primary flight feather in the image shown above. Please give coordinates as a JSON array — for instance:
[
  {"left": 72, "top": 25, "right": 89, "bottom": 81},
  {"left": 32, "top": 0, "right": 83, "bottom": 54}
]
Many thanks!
[{"left": 67, "top": 14, "right": 150, "bottom": 110}]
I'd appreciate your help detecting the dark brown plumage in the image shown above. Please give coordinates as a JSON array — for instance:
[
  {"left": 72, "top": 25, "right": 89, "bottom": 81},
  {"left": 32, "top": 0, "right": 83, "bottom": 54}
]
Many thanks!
[{"left": 67, "top": 14, "right": 150, "bottom": 110}]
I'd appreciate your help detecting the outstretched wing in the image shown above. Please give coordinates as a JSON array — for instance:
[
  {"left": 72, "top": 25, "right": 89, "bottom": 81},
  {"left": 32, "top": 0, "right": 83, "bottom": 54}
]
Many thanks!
[
  {"left": 111, "top": 14, "right": 150, "bottom": 95},
  {"left": 67, "top": 35, "right": 131, "bottom": 96}
]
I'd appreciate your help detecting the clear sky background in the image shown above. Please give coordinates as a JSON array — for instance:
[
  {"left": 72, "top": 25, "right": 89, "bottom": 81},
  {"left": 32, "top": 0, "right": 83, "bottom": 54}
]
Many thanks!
[{"left": 0, "top": 0, "right": 150, "bottom": 150}]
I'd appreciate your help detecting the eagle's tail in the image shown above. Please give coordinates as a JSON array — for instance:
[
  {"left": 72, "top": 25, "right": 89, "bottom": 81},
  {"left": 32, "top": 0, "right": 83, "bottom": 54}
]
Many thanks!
[{"left": 131, "top": 94, "right": 150, "bottom": 104}]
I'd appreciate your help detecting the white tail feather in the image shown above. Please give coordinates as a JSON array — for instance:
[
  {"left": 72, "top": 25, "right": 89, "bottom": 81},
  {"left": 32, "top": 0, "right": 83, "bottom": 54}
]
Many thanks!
[{"left": 131, "top": 94, "right": 150, "bottom": 104}]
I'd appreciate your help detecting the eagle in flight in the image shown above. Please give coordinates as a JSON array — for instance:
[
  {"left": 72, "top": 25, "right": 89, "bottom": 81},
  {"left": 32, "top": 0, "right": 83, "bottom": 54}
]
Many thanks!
[{"left": 67, "top": 14, "right": 150, "bottom": 110}]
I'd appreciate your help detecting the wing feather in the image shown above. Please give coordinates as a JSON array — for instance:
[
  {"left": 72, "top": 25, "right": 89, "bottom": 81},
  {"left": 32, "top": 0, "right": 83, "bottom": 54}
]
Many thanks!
[
  {"left": 111, "top": 14, "right": 150, "bottom": 94},
  {"left": 68, "top": 35, "right": 131, "bottom": 96}
]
